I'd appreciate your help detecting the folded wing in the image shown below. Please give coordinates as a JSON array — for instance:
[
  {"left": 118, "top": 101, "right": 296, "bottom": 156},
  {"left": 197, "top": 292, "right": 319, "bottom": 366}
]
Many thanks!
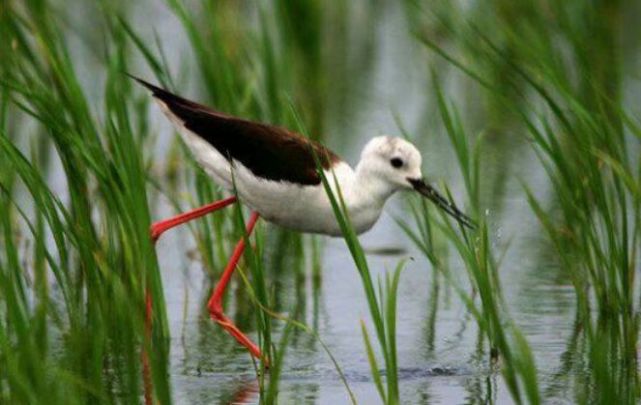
[{"left": 133, "top": 76, "right": 340, "bottom": 185}]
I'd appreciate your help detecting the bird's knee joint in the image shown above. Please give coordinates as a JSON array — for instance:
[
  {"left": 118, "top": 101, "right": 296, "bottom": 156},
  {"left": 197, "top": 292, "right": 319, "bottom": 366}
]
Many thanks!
[{"left": 208, "top": 303, "right": 224, "bottom": 320}]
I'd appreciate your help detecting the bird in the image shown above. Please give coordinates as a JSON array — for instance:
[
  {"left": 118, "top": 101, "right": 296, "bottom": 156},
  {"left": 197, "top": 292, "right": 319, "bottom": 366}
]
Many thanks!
[{"left": 133, "top": 76, "right": 475, "bottom": 364}]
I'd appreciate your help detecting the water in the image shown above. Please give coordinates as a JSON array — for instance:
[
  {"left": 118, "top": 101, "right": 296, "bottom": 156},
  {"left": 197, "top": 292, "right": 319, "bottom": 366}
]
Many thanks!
[{"left": 158, "top": 211, "right": 577, "bottom": 404}]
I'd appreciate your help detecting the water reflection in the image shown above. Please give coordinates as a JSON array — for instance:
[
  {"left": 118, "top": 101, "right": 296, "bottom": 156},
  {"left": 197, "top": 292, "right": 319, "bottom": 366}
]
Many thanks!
[
  {"left": 422, "top": 271, "right": 440, "bottom": 357},
  {"left": 224, "top": 378, "right": 259, "bottom": 405},
  {"left": 543, "top": 313, "right": 583, "bottom": 401}
]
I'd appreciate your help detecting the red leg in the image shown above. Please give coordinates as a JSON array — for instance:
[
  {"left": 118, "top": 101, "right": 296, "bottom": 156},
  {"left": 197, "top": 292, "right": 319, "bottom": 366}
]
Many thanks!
[
  {"left": 144, "top": 196, "right": 238, "bottom": 402},
  {"left": 151, "top": 196, "right": 237, "bottom": 242},
  {"left": 207, "top": 212, "right": 265, "bottom": 362}
]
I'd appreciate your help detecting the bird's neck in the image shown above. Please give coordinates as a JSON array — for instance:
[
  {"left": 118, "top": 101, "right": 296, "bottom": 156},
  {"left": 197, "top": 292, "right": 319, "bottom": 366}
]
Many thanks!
[
  {"left": 351, "top": 163, "right": 396, "bottom": 208},
  {"left": 326, "top": 162, "right": 397, "bottom": 207},
  {"left": 322, "top": 162, "right": 395, "bottom": 234}
]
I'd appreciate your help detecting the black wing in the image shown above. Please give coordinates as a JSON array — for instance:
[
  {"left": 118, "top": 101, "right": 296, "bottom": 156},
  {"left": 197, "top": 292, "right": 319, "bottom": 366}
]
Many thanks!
[{"left": 132, "top": 76, "right": 340, "bottom": 185}]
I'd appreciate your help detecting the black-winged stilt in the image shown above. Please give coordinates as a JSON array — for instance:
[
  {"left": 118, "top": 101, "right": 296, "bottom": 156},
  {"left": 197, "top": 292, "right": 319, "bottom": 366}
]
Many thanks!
[{"left": 134, "top": 77, "right": 475, "bottom": 364}]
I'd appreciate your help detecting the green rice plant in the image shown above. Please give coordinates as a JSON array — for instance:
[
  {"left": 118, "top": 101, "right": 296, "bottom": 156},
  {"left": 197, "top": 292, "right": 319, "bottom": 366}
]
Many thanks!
[
  {"left": 327, "top": 199, "right": 405, "bottom": 404},
  {"left": 0, "top": 1, "right": 172, "bottom": 402},
  {"left": 398, "top": 81, "right": 540, "bottom": 404},
  {"left": 405, "top": 0, "right": 641, "bottom": 402},
  {"left": 359, "top": 262, "right": 404, "bottom": 404}
]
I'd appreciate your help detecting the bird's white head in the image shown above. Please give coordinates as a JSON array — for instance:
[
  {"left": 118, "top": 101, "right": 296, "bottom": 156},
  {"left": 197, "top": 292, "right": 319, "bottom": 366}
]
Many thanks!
[
  {"left": 356, "top": 135, "right": 476, "bottom": 229},
  {"left": 357, "top": 136, "right": 423, "bottom": 191}
]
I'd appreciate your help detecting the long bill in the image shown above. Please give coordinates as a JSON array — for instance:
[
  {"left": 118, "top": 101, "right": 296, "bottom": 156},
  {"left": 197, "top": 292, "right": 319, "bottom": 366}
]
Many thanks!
[{"left": 407, "top": 178, "right": 477, "bottom": 230}]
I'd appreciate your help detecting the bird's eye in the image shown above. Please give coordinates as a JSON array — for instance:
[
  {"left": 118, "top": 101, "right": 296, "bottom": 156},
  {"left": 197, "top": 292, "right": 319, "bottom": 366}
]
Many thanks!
[{"left": 390, "top": 158, "right": 404, "bottom": 168}]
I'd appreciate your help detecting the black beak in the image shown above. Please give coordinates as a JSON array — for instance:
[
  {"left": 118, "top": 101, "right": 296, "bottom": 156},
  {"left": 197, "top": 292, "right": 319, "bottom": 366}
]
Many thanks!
[{"left": 408, "top": 178, "right": 477, "bottom": 230}]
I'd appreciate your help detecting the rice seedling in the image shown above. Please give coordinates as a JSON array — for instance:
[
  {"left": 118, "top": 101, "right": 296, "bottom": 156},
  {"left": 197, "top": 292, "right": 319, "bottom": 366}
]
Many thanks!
[
  {"left": 403, "top": 0, "right": 641, "bottom": 402},
  {"left": 1, "top": 2, "right": 173, "bottom": 403},
  {"left": 397, "top": 77, "right": 540, "bottom": 404}
]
